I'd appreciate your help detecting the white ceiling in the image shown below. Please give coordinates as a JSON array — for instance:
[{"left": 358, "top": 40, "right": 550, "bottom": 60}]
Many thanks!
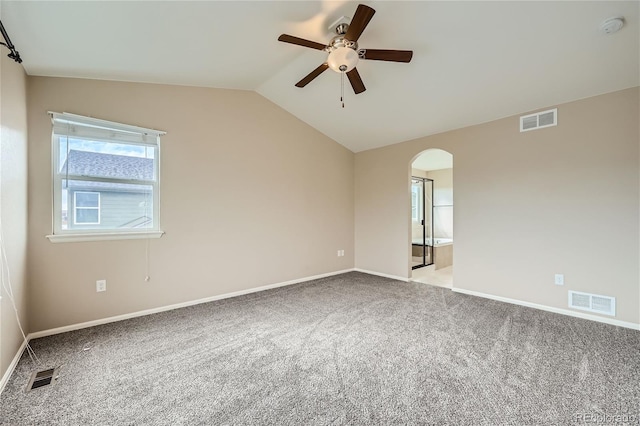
[{"left": 2, "top": 1, "right": 638, "bottom": 153}]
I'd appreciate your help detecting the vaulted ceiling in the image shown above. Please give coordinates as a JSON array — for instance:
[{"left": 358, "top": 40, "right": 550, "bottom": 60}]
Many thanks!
[{"left": 2, "top": 1, "right": 638, "bottom": 152}]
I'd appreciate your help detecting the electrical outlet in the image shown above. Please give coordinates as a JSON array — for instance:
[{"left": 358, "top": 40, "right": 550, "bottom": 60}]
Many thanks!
[
  {"left": 337, "top": 249, "right": 345, "bottom": 257},
  {"left": 96, "top": 280, "right": 107, "bottom": 292},
  {"left": 554, "top": 274, "right": 564, "bottom": 286}
]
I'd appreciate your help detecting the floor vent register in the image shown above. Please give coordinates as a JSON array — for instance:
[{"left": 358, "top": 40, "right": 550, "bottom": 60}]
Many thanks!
[{"left": 26, "top": 368, "right": 59, "bottom": 391}]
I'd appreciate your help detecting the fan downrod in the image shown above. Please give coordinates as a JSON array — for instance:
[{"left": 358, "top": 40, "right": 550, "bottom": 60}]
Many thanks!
[{"left": 335, "top": 22, "right": 349, "bottom": 35}]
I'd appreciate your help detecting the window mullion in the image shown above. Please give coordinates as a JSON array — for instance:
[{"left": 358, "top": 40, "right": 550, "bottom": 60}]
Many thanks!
[{"left": 62, "top": 174, "right": 155, "bottom": 186}]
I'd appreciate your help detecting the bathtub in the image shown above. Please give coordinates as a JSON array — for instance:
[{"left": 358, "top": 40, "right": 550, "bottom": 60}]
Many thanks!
[
  {"left": 411, "top": 238, "right": 453, "bottom": 270},
  {"left": 433, "top": 238, "right": 452, "bottom": 247},
  {"left": 411, "top": 237, "right": 453, "bottom": 247}
]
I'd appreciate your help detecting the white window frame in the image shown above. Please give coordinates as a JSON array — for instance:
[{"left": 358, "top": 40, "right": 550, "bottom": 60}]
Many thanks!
[
  {"left": 73, "top": 191, "right": 101, "bottom": 225},
  {"left": 47, "top": 112, "right": 165, "bottom": 243}
]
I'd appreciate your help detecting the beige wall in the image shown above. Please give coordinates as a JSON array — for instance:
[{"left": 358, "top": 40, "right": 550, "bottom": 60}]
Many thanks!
[
  {"left": 411, "top": 168, "right": 428, "bottom": 178},
  {"left": 426, "top": 169, "right": 453, "bottom": 206},
  {"left": 0, "top": 52, "right": 29, "bottom": 379},
  {"left": 27, "top": 77, "right": 354, "bottom": 332},
  {"left": 356, "top": 87, "right": 639, "bottom": 325}
]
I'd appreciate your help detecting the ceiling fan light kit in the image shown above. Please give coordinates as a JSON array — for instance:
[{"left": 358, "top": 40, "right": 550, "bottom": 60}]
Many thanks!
[
  {"left": 328, "top": 46, "right": 359, "bottom": 72},
  {"left": 277, "top": 3, "right": 413, "bottom": 99}
]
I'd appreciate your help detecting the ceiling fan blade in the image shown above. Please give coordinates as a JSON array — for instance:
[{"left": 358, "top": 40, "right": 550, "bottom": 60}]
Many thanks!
[
  {"left": 295, "top": 63, "right": 329, "bottom": 87},
  {"left": 360, "top": 49, "right": 413, "bottom": 63},
  {"left": 278, "top": 34, "right": 326, "bottom": 51},
  {"left": 345, "top": 4, "right": 376, "bottom": 42},
  {"left": 346, "top": 68, "right": 366, "bottom": 94}
]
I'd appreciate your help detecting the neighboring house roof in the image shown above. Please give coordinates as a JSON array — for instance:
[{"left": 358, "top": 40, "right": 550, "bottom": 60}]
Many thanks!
[{"left": 63, "top": 150, "right": 154, "bottom": 181}]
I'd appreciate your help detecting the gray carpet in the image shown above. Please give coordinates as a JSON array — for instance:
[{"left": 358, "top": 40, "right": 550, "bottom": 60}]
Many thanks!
[{"left": 1, "top": 272, "right": 639, "bottom": 425}]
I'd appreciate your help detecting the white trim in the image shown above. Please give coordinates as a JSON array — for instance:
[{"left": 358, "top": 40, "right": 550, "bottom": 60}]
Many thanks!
[
  {"left": 50, "top": 111, "right": 166, "bottom": 138},
  {"left": 0, "top": 338, "right": 28, "bottom": 396},
  {"left": 353, "top": 268, "right": 409, "bottom": 282},
  {"left": 28, "top": 269, "right": 353, "bottom": 339},
  {"left": 51, "top": 130, "right": 60, "bottom": 235},
  {"left": 64, "top": 174, "right": 156, "bottom": 186},
  {"left": 451, "top": 287, "right": 639, "bottom": 330},
  {"left": 47, "top": 230, "right": 164, "bottom": 243}
]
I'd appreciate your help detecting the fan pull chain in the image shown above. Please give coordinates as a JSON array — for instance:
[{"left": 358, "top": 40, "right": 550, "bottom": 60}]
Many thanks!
[{"left": 340, "top": 72, "right": 345, "bottom": 108}]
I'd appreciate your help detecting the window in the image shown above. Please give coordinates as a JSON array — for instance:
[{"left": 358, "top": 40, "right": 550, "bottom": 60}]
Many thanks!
[
  {"left": 74, "top": 192, "right": 100, "bottom": 225},
  {"left": 411, "top": 183, "right": 423, "bottom": 223},
  {"left": 48, "top": 112, "right": 165, "bottom": 242}
]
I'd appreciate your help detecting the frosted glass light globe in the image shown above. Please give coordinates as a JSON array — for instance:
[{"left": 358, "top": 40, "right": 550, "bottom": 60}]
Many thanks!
[{"left": 327, "top": 47, "right": 359, "bottom": 73}]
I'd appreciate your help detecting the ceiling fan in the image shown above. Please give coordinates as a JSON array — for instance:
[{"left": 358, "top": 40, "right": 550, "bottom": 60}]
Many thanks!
[{"left": 278, "top": 3, "right": 413, "bottom": 95}]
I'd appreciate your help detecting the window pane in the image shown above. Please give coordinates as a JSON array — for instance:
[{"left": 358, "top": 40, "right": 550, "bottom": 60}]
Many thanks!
[
  {"left": 58, "top": 138, "right": 156, "bottom": 181},
  {"left": 76, "top": 209, "right": 99, "bottom": 224},
  {"left": 64, "top": 180, "right": 153, "bottom": 230},
  {"left": 75, "top": 192, "right": 99, "bottom": 207}
]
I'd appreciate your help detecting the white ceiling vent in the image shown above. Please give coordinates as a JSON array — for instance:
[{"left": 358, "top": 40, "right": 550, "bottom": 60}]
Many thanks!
[
  {"left": 568, "top": 291, "right": 615, "bottom": 316},
  {"left": 520, "top": 108, "right": 557, "bottom": 132}
]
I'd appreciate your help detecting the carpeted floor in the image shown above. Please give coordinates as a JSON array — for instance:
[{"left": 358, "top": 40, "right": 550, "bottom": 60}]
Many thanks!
[{"left": 1, "top": 272, "right": 639, "bottom": 425}]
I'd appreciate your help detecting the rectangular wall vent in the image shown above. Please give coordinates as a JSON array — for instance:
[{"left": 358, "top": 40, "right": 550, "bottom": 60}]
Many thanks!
[
  {"left": 568, "top": 291, "right": 615, "bottom": 316},
  {"left": 520, "top": 108, "right": 557, "bottom": 132},
  {"left": 26, "top": 367, "right": 59, "bottom": 391}
]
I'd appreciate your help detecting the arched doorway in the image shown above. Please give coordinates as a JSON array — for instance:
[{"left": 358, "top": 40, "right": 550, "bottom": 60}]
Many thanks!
[{"left": 410, "top": 149, "right": 454, "bottom": 288}]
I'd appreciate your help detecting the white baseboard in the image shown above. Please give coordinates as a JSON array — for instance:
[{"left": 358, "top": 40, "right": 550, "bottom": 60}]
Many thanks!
[
  {"left": 452, "top": 287, "right": 640, "bottom": 330},
  {"left": 29, "top": 269, "right": 353, "bottom": 340},
  {"left": 353, "top": 268, "right": 409, "bottom": 282},
  {"left": 0, "top": 338, "right": 28, "bottom": 396}
]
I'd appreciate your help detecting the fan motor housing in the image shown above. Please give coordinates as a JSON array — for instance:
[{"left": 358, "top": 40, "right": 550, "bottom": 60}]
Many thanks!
[{"left": 326, "top": 35, "right": 358, "bottom": 53}]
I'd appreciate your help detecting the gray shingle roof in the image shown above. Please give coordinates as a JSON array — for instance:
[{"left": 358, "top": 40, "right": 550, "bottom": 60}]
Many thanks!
[{"left": 63, "top": 150, "right": 154, "bottom": 181}]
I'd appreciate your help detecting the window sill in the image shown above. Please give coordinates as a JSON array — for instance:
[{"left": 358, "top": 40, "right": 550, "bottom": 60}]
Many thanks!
[{"left": 46, "top": 231, "right": 164, "bottom": 243}]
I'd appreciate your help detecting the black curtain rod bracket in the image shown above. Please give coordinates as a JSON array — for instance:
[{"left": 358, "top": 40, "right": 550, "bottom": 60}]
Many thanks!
[{"left": 0, "top": 19, "right": 22, "bottom": 64}]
